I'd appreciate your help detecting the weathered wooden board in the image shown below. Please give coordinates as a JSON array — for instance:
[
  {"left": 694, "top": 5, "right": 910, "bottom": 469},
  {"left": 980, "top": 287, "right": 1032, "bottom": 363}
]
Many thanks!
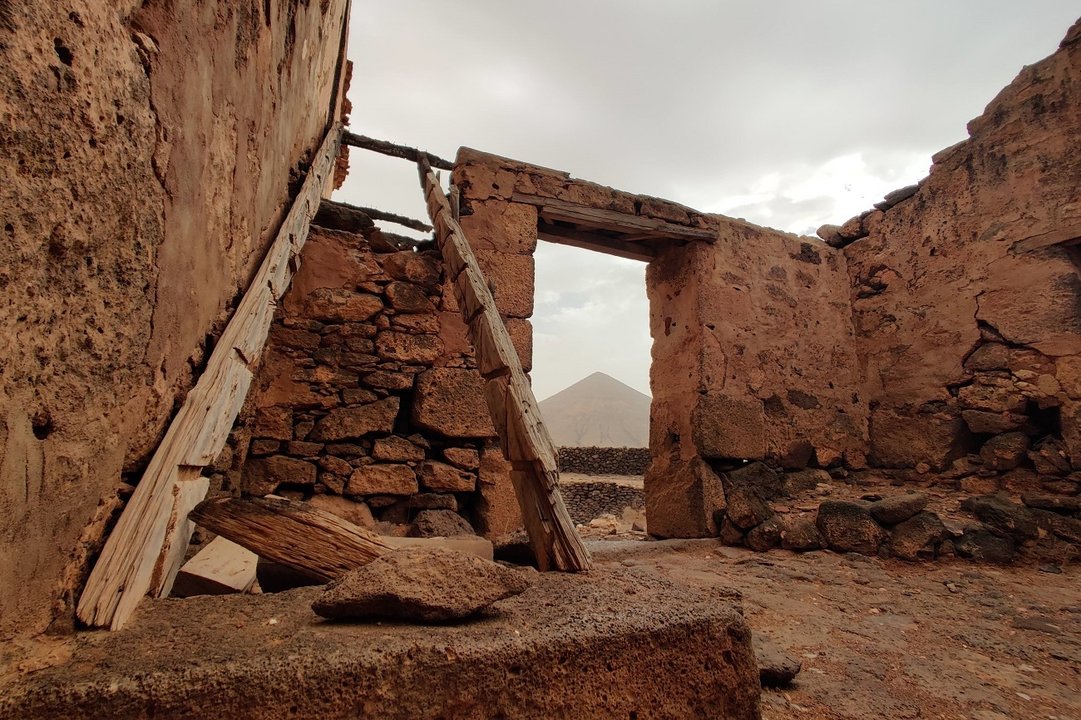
[
  {"left": 512, "top": 192, "right": 716, "bottom": 241},
  {"left": 189, "top": 496, "right": 390, "bottom": 582},
  {"left": 172, "top": 536, "right": 258, "bottom": 597},
  {"left": 77, "top": 122, "right": 345, "bottom": 630},
  {"left": 418, "top": 158, "right": 590, "bottom": 573}
]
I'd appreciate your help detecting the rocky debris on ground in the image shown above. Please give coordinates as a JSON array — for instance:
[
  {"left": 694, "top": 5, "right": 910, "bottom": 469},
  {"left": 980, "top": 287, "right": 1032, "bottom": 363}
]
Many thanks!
[
  {"left": 753, "top": 635, "right": 802, "bottom": 687},
  {"left": 961, "top": 493, "right": 1039, "bottom": 542},
  {"left": 955, "top": 527, "right": 1016, "bottom": 564},
  {"left": 889, "top": 511, "right": 948, "bottom": 560},
  {"left": 311, "top": 548, "right": 530, "bottom": 622},
  {"left": 869, "top": 493, "right": 928, "bottom": 525},
  {"left": 816, "top": 500, "right": 887, "bottom": 555},
  {"left": 408, "top": 509, "right": 475, "bottom": 538}
]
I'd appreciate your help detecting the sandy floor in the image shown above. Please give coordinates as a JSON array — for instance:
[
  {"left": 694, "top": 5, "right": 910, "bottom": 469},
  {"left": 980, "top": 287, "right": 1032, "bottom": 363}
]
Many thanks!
[{"left": 591, "top": 539, "right": 1081, "bottom": 720}]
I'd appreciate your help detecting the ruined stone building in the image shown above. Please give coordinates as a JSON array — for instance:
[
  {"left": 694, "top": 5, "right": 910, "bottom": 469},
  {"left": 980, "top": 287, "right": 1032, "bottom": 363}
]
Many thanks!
[{"left": 1, "top": 2, "right": 1080, "bottom": 718}]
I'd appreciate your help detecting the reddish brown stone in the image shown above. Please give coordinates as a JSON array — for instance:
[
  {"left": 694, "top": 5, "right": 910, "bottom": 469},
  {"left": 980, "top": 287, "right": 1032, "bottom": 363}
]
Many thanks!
[
  {"left": 979, "top": 432, "right": 1030, "bottom": 471},
  {"left": 347, "top": 464, "right": 418, "bottom": 496},
  {"left": 307, "top": 495, "right": 375, "bottom": 528},
  {"left": 443, "top": 447, "right": 480, "bottom": 470},
  {"left": 412, "top": 368, "right": 496, "bottom": 438},
  {"left": 310, "top": 397, "right": 400, "bottom": 441},
  {"left": 302, "top": 288, "right": 383, "bottom": 323},
  {"left": 252, "top": 406, "right": 293, "bottom": 440},
  {"left": 385, "top": 281, "right": 434, "bottom": 314},
  {"left": 692, "top": 393, "right": 767, "bottom": 461},
  {"left": 419, "top": 460, "right": 477, "bottom": 493},
  {"left": 475, "top": 252, "right": 534, "bottom": 319},
  {"left": 362, "top": 370, "right": 415, "bottom": 391},
  {"left": 375, "top": 332, "right": 444, "bottom": 363},
  {"left": 243, "top": 455, "right": 317, "bottom": 495},
  {"left": 372, "top": 436, "right": 425, "bottom": 463},
  {"left": 382, "top": 251, "right": 442, "bottom": 289}
]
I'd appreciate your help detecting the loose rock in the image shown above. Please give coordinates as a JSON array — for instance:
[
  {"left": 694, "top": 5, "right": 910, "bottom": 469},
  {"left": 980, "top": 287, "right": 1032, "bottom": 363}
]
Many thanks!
[
  {"left": 753, "top": 636, "right": 802, "bottom": 687},
  {"left": 409, "top": 509, "right": 475, "bottom": 538},
  {"left": 889, "top": 511, "right": 947, "bottom": 561},
  {"left": 869, "top": 493, "right": 929, "bottom": 525},
  {"left": 961, "top": 493, "right": 1038, "bottom": 542},
  {"left": 816, "top": 500, "right": 887, "bottom": 555},
  {"left": 311, "top": 548, "right": 530, "bottom": 622}
]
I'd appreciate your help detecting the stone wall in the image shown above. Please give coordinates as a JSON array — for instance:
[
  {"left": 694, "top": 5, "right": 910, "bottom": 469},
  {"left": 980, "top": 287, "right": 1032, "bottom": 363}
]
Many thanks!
[
  {"left": 229, "top": 225, "right": 517, "bottom": 538},
  {"left": 561, "top": 482, "right": 645, "bottom": 526},
  {"left": 557, "top": 447, "right": 651, "bottom": 476},
  {"left": 0, "top": 0, "right": 347, "bottom": 639},
  {"left": 836, "top": 20, "right": 1081, "bottom": 486}
]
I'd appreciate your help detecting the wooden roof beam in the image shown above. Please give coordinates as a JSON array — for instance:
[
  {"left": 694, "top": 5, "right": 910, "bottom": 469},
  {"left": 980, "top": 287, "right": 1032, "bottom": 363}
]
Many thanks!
[
  {"left": 537, "top": 222, "right": 657, "bottom": 262},
  {"left": 512, "top": 192, "right": 716, "bottom": 242}
]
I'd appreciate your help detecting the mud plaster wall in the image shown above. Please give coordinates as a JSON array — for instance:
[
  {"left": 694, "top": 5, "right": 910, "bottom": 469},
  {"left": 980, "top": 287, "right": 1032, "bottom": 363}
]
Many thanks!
[
  {"left": 645, "top": 225, "right": 866, "bottom": 537},
  {"left": 0, "top": 0, "right": 346, "bottom": 639},
  {"left": 844, "top": 21, "right": 1081, "bottom": 476}
]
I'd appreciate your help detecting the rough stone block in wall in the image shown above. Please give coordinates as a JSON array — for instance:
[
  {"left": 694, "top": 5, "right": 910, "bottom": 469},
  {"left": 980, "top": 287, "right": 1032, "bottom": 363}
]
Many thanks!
[{"left": 412, "top": 368, "right": 496, "bottom": 438}]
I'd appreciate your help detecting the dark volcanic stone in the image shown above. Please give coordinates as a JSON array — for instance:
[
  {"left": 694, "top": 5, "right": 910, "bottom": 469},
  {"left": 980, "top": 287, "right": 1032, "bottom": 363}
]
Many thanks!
[
  {"left": 725, "top": 462, "right": 784, "bottom": 501},
  {"left": 745, "top": 515, "right": 784, "bottom": 552},
  {"left": 955, "top": 527, "right": 1016, "bottom": 564},
  {"left": 1021, "top": 493, "right": 1081, "bottom": 515},
  {"left": 408, "top": 509, "right": 475, "bottom": 538},
  {"left": 781, "top": 514, "right": 823, "bottom": 552},
  {"left": 719, "top": 516, "right": 746, "bottom": 546},
  {"left": 869, "top": 493, "right": 929, "bottom": 525},
  {"left": 816, "top": 500, "right": 887, "bottom": 555},
  {"left": 961, "top": 493, "right": 1038, "bottom": 542},
  {"left": 1032, "top": 509, "right": 1081, "bottom": 544},
  {"left": 725, "top": 486, "right": 775, "bottom": 530},
  {"left": 312, "top": 548, "right": 530, "bottom": 622},
  {"left": 753, "top": 636, "right": 802, "bottom": 687},
  {"left": 889, "top": 511, "right": 947, "bottom": 561}
]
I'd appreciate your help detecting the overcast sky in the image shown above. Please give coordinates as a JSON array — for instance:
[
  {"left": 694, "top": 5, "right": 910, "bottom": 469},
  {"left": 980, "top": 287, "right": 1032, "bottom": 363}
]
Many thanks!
[{"left": 336, "top": 2, "right": 1079, "bottom": 400}]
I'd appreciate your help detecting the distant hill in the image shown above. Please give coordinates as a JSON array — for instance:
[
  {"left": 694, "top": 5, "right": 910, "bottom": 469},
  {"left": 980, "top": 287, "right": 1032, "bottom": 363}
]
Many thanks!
[{"left": 538, "top": 372, "right": 651, "bottom": 448}]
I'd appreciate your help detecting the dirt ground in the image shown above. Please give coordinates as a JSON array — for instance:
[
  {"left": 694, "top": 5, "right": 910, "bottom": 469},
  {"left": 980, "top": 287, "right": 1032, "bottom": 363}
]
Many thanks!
[{"left": 591, "top": 539, "right": 1080, "bottom": 720}]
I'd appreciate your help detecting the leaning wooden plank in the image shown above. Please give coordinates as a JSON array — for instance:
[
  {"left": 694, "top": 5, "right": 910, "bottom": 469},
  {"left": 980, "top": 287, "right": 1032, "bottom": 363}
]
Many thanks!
[
  {"left": 418, "top": 158, "right": 590, "bottom": 573},
  {"left": 76, "top": 122, "right": 344, "bottom": 630},
  {"left": 189, "top": 496, "right": 391, "bottom": 582},
  {"left": 172, "top": 536, "right": 258, "bottom": 598}
]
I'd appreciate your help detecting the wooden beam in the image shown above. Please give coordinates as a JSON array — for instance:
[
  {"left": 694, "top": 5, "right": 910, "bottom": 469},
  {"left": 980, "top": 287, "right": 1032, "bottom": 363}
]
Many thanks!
[
  {"left": 538, "top": 223, "right": 656, "bottom": 262},
  {"left": 76, "top": 122, "right": 345, "bottom": 630},
  {"left": 189, "top": 496, "right": 391, "bottom": 583},
  {"left": 419, "top": 158, "right": 591, "bottom": 573},
  {"left": 1012, "top": 224, "right": 1081, "bottom": 253},
  {"left": 317, "top": 198, "right": 432, "bottom": 233},
  {"left": 511, "top": 192, "right": 716, "bottom": 242},
  {"left": 171, "top": 537, "right": 258, "bottom": 597},
  {"left": 343, "top": 131, "right": 454, "bottom": 171}
]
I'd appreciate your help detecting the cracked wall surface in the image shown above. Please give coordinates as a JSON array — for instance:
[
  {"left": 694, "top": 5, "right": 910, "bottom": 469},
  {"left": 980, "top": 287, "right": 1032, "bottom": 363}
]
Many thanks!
[
  {"left": 844, "top": 18, "right": 1081, "bottom": 473},
  {"left": 0, "top": 0, "right": 347, "bottom": 639}
]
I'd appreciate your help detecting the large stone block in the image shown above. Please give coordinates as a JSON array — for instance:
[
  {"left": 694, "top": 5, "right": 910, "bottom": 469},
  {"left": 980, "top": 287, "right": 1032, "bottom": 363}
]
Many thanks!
[
  {"left": 412, "top": 368, "right": 496, "bottom": 438},
  {"left": 418, "top": 460, "right": 477, "bottom": 493},
  {"left": 302, "top": 289, "right": 383, "bottom": 323},
  {"left": 242, "top": 455, "right": 317, "bottom": 495},
  {"left": 868, "top": 409, "right": 967, "bottom": 470},
  {"left": 692, "top": 393, "right": 767, "bottom": 461},
  {"left": 458, "top": 200, "right": 539, "bottom": 254},
  {"left": 474, "top": 443, "right": 523, "bottom": 537},
  {"left": 475, "top": 252, "right": 534, "bottom": 319},
  {"left": 645, "top": 456, "right": 725, "bottom": 538},
  {"left": 382, "top": 251, "right": 442, "bottom": 289},
  {"left": 310, "top": 397, "right": 400, "bottom": 441}
]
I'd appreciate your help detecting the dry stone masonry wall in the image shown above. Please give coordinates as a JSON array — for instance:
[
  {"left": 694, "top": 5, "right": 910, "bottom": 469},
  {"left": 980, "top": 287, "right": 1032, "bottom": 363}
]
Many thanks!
[
  {"left": 225, "top": 225, "right": 511, "bottom": 539},
  {"left": 557, "top": 447, "right": 651, "bottom": 476}
]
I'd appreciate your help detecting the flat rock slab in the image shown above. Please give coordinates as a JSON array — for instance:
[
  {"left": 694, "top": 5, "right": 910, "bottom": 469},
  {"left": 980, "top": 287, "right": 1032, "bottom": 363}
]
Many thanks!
[
  {"left": 2, "top": 567, "right": 760, "bottom": 720},
  {"left": 312, "top": 548, "right": 529, "bottom": 622}
]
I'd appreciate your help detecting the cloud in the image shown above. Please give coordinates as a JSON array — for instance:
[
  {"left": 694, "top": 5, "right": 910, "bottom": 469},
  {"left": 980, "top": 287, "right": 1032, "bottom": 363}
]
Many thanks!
[{"left": 336, "top": 2, "right": 1079, "bottom": 399}]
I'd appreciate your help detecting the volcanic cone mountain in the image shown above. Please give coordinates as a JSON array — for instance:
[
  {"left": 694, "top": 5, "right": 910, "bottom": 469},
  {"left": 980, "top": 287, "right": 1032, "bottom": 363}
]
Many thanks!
[{"left": 538, "top": 372, "right": 651, "bottom": 448}]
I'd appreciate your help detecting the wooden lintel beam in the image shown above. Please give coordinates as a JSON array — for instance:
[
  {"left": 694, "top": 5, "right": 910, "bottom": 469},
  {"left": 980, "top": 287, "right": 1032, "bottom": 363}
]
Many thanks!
[
  {"left": 512, "top": 192, "right": 716, "bottom": 242},
  {"left": 318, "top": 198, "right": 431, "bottom": 232},
  {"left": 538, "top": 224, "right": 655, "bottom": 262},
  {"left": 343, "top": 131, "right": 454, "bottom": 171}
]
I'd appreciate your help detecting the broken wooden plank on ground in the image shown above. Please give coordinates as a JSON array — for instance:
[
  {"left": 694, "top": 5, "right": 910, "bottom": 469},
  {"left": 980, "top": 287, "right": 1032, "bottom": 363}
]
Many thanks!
[
  {"left": 343, "top": 131, "right": 454, "bottom": 170},
  {"left": 189, "top": 496, "right": 391, "bottom": 582},
  {"left": 76, "top": 122, "right": 345, "bottom": 630},
  {"left": 171, "top": 536, "right": 258, "bottom": 597},
  {"left": 419, "top": 157, "right": 591, "bottom": 573}
]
